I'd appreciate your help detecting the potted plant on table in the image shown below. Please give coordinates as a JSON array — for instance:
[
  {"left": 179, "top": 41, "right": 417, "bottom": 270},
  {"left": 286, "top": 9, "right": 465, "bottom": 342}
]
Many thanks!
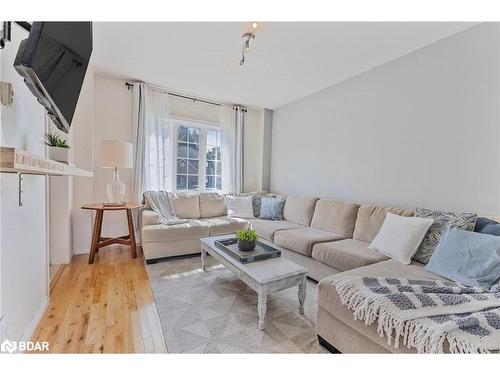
[
  {"left": 44, "top": 132, "right": 70, "bottom": 163},
  {"left": 236, "top": 227, "right": 257, "bottom": 251}
]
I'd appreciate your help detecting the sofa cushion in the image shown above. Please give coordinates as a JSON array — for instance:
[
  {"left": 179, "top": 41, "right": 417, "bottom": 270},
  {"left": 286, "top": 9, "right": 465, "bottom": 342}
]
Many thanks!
[
  {"left": 312, "top": 239, "right": 388, "bottom": 272},
  {"left": 199, "top": 193, "right": 227, "bottom": 218},
  {"left": 274, "top": 227, "right": 345, "bottom": 257},
  {"left": 249, "top": 219, "right": 303, "bottom": 241},
  {"left": 283, "top": 196, "right": 318, "bottom": 226},
  {"left": 311, "top": 199, "right": 360, "bottom": 238},
  {"left": 141, "top": 219, "right": 210, "bottom": 242},
  {"left": 142, "top": 209, "right": 160, "bottom": 227},
  {"left": 205, "top": 216, "right": 249, "bottom": 236},
  {"left": 353, "top": 204, "right": 414, "bottom": 243},
  {"left": 169, "top": 192, "right": 201, "bottom": 219}
]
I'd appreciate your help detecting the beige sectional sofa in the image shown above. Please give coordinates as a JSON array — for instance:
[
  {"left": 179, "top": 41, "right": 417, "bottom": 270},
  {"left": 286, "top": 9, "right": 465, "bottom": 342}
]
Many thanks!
[
  {"left": 249, "top": 197, "right": 414, "bottom": 280},
  {"left": 141, "top": 192, "right": 248, "bottom": 262},
  {"left": 247, "top": 195, "right": 422, "bottom": 353},
  {"left": 140, "top": 191, "right": 451, "bottom": 353}
]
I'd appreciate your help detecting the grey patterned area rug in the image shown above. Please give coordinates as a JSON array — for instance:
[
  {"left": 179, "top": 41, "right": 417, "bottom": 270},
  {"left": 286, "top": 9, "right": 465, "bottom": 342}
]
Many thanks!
[{"left": 146, "top": 256, "right": 326, "bottom": 353}]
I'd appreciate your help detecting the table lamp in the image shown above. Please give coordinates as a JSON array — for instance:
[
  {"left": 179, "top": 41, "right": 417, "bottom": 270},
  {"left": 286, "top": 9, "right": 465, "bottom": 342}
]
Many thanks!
[{"left": 100, "top": 140, "right": 133, "bottom": 205}]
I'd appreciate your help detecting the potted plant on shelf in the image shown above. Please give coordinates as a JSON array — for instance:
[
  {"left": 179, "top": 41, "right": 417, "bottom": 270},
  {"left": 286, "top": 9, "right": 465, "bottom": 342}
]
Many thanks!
[
  {"left": 44, "top": 132, "right": 70, "bottom": 163},
  {"left": 236, "top": 227, "right": 257, "bottom": 251}
]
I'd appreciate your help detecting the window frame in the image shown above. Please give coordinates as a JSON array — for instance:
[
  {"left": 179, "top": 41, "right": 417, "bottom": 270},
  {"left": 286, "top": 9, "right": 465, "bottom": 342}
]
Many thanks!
[{"left": 170, "top": 117, "right": 223, "bottom": 193}]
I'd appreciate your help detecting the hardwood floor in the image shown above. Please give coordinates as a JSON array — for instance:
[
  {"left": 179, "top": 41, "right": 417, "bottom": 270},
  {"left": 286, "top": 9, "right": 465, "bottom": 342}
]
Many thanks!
[{"left": 31, "top": 245, "right": 166, "bottom": 353}]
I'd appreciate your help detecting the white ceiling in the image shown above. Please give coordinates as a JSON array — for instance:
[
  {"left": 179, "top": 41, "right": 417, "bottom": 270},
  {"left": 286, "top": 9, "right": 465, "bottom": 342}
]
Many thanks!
[{"left": 91, "top": 22, "right": 477, "bottom": 109}]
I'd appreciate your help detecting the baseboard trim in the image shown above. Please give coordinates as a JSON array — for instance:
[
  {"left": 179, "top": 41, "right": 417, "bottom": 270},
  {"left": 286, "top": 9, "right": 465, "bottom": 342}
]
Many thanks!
[
  {"left": 73, "top": 247, "right": 89, "bottom": 255},
  {"left": 317, "top": 335, "right": 341, "bottom": 353},
  {"left": 18, "top": 296, "right": 49, "bottom": 352},
  {"left": 73, "top": 243, "right": 143, "bottom": 255}
]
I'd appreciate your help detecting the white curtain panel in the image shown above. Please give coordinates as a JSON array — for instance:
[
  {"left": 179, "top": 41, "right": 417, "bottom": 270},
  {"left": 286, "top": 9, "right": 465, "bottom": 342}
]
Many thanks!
[
  {"left": 131, "top": 83, "right": 146, "bottom": 202},
  {"left": 132, "top": 84, "right": 172, "bottom": 202},
  {"left": 220, "top": 104, "right": 245, "bottom": 193},
  {"left": 220, "top": 104, "right": 235, "bottom": 193},
  {"left": 234, "top": 106, "right": 245, "bottom": 193}
]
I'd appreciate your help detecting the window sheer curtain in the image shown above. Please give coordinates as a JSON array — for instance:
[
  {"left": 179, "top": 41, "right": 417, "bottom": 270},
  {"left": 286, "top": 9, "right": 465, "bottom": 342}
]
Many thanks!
[
  {"left": 220, "top": 104, "right": 245, "bottom": 193},
  {"left": 132, "top": 84, "right": 172, "bottom": 202},
  {"left": 132, "top": 85, "right": 244, "bottom": 197}
]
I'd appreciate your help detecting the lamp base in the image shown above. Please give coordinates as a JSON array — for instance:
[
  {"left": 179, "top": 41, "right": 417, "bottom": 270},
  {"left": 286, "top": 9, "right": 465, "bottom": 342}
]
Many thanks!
[{"left": 106, "top": 167, "right": 126, "bottom": 204}]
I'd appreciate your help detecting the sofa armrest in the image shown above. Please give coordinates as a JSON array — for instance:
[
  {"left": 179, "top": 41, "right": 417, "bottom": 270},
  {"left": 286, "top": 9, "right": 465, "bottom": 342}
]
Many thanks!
[{"left": 142, "top": 209, "right": 160, "bottom": 227}]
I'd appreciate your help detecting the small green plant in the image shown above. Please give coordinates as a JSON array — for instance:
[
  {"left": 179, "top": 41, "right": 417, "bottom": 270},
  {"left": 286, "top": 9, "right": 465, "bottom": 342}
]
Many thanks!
[
  {"left": 44, "top": 132, "right": 70, "bottom": 149},
  {"left": 236, "top": 228, "right": 257, "bottom": 241}
]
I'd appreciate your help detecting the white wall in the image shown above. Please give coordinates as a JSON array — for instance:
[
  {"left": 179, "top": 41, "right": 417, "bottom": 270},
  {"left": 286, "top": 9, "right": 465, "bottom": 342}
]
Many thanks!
[
  {"left": 92, "top": 74, "right": 134, "bottom": 239},
  {"left": 244, "top": 107, "right": 265, "bottom": 192},
  {"left": 271, "top": 23, "right": 500, "bottom": 215},
  {"left": 261, "top": 109, "right": 273, "bottom": 192},
  {"left": 0, "top": 24, "right": 48, "bottom": 342},
  {"left": 71, "top": 70, "right": 95, "bottom": 254},
  {"left": 72, "top": 73, "right": 134, "bottom": 254}
]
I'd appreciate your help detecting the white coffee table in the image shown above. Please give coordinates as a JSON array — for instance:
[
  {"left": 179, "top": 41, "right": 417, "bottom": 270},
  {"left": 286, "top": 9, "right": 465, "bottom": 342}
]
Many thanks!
[{"left": 200, "top": 235, "right": 308, "bottom": 331}]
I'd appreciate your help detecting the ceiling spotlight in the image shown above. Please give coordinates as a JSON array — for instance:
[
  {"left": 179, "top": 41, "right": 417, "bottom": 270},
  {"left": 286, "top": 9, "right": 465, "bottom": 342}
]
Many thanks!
[{"left": 240, "top": 23, "right": 259, "bottom": 66}]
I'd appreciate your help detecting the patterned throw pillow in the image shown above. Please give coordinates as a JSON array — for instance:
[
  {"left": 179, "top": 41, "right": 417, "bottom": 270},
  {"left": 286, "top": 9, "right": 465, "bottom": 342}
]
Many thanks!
[
  {"left": 259, "top": 196, "right": 286, "bottom": 221},
  {"left": 413, "top": 208, "right": 477, "bottom": 264}
]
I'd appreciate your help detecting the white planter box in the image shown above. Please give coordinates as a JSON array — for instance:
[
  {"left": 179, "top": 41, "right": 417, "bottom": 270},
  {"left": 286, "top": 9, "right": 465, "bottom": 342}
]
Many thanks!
[{"left": 48, "top": 147, "right": 70, "bottom": 163}]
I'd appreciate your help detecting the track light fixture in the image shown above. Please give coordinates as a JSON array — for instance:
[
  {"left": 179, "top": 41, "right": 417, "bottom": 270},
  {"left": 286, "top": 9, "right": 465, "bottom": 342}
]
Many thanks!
[{"left": 240, "top": 22, "right": 259, "bottom": 66}]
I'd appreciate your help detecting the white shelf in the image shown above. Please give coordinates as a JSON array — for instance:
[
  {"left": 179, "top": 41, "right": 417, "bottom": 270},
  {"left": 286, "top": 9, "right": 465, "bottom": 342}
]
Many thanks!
[{"left": 0, "top": 147, "right": 93, "bottom": 177}]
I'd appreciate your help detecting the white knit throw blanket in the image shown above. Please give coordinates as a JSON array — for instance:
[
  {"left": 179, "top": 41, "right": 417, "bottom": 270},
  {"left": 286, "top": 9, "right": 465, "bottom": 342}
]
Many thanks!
[
  {"left": 333, "top": 277, "right": 500, "bottom": 353},
  {"left": 143, "top": 191, "right": 188, "bottom": 226}
]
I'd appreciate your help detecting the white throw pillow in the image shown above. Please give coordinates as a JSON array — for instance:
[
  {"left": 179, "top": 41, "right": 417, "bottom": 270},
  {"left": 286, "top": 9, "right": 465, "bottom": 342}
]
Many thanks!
[
  {"left": 225, "top": 196, "right": 255, "bottom": 219},
  {"left": 368, "top": 213, "right": 434, "bottom": 264}
]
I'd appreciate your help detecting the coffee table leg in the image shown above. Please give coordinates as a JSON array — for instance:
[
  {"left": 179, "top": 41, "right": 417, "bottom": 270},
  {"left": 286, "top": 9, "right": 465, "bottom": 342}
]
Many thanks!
[
  {"left": 257, "top": 292, "right": 267, "bottom": 330},
  {"left": 201, "top": 247, "right": 207, "bottom": 271},
  {"left": 298, "top": 276, "right": 306, "bottom": 315}
]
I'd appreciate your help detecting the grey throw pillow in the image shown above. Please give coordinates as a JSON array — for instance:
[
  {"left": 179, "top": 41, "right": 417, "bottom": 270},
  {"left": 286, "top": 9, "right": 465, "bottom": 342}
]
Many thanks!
[
  {"left": 475, "top": 217, "right": 500, "bottom": 236},
  {"left": 413, "top": 208, "right": 477, "bottom": 264},
  {"left": 259, "top": 196, "right": 286, "bottom": 221}
]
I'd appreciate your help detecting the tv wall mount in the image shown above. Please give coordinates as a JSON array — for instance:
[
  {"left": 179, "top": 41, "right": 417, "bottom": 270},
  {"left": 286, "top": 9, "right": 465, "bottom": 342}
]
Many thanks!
[{"left": 1, "top": 21, "right": 31, "bottom": 49}]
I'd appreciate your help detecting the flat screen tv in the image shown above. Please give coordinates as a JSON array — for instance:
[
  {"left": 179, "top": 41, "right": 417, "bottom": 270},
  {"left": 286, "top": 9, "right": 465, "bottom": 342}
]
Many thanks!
[{"left": 14, "top": 22, "right": 93, "bottom": 133}]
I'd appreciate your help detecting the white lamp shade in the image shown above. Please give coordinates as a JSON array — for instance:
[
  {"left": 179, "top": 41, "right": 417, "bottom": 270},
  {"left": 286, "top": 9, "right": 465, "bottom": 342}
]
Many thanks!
[{"left": 100, "top": 141, "right": 133, "bottom": 169}]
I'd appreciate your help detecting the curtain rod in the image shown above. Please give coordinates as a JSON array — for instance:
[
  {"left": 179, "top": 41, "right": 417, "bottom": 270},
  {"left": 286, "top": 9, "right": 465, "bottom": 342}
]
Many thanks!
[{"left": 125, "top": 81, "right": 229, "bottom": 108}]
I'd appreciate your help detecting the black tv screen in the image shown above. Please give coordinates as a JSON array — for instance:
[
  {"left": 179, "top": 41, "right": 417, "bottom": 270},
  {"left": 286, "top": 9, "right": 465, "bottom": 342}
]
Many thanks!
[{"left": 14, "top": 22, "right": 93, "bottom": 133}]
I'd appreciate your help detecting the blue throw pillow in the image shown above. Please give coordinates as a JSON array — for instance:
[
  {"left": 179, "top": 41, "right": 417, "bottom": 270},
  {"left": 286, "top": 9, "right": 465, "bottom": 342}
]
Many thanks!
[
  {"left": 474, "top": 217, "right": 500, "bottom": 236},
  {"left": 259, "top": 196, "right": 286, "bottom": 221},
  {"left": 426, "top": 226, "right": 500, "bottom": 289}
]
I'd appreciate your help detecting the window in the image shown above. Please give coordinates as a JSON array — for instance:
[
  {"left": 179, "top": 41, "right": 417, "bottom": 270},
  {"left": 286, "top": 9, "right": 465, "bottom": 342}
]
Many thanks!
[
  {"left": 173, "top": 120, "right": 223, "bottom": 192},
  {"left": 176, "top": 125, "right": 200, "bottom": 190},
  {"left": 205, "top": 130, "right": 222, "bottom": 191}
]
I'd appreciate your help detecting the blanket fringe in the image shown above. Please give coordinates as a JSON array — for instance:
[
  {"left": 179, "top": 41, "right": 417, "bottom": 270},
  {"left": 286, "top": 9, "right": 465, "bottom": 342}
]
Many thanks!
[{"left": 332, "top": 278, "right": 492, "bottom": 354}]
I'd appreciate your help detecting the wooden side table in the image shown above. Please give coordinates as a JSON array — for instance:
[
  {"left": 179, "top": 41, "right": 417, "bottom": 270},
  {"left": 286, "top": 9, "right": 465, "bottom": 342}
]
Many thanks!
[{"left": 82, "top": 203, "right": 144, "bottom": 264}]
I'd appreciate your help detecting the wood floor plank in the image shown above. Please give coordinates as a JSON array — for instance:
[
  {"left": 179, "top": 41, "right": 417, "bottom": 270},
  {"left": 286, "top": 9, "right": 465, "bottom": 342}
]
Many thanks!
[{"left": 30, "top": 245, "right": 165, "bottom": 353}]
